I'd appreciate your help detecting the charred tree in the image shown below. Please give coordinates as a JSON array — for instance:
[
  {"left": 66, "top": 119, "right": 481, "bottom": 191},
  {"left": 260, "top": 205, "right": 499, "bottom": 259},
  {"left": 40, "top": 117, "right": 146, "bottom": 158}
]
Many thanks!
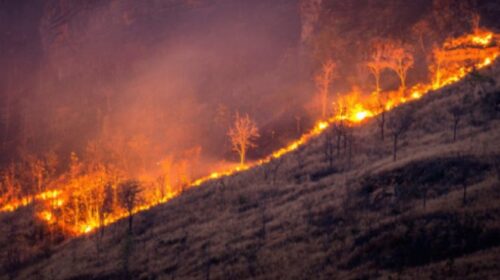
[
  {"left": 324, "top": 128, "right": 335, "bottom": 168},
  {"left": 388, "top": 107, "right": 414, "bottom": 162},
  {"left": 448, "top": 104, "right": 464, "bottom": 142},
  {"left": 345, "top": 125, "right": 355, "bottom": 169},
  {"left": 118, "top": 180, "right": 141, "bottom": 234}
]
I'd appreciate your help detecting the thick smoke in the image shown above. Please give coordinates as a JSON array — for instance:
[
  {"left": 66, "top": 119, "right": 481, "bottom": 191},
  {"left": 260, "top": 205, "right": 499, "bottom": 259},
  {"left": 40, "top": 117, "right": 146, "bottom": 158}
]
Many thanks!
[{"left": 1, "top": 0, "right": 308, "bottom": 176}]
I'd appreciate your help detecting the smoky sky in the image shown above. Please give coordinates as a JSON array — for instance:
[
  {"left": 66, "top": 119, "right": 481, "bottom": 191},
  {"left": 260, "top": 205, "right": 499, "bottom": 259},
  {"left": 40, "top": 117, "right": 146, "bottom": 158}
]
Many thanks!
[
  {"left": 2, "top": 0, "right": 499, "bottom": 175},
  {"left": 0, "top": 0, "right": 310, "bottom": 176}
]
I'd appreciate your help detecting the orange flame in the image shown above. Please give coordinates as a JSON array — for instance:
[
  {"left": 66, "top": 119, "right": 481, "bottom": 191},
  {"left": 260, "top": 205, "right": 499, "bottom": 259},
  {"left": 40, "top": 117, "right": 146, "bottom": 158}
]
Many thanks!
[{"left": 1, "top": 28, "right": 499, "bottom": 236}]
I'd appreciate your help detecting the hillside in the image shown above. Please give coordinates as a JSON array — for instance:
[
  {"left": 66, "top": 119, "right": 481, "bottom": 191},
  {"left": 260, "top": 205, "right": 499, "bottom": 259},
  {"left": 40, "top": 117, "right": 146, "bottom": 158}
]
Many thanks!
[{"left": 2, "top": 61, "right": 499, "bottom": 279}]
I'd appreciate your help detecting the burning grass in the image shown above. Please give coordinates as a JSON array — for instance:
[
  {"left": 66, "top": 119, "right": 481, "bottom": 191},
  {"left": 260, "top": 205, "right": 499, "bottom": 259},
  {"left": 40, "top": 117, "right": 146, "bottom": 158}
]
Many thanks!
[{"left": 0, "top": 27, "right": 499, "bottom": 237}]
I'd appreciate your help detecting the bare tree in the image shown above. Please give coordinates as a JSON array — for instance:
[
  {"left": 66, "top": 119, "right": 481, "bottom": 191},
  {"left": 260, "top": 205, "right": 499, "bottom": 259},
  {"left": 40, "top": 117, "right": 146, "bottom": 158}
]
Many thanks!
[
  {"left": 263, "top": 157, "right": 284, "bottom": 186},
  {"left": 294, "top": 147, "right": 306, "bottom": 171},
  {"left": 201, "top": 242, "right": 212, "bottom": 280},
  {"left": 386, "top": 41, "right": 414, "bottom": 93},
  {"left": 95, "top": 182, "right": 114, "bottom": 255},
  {"left": 295, "top": 115, "right": 302, "bottom": 135},
  {"left": 448, "top": 104, "right": 464, "bottom": 142},
  {"left": 118, "top": 180, "right": 141, "bottom": 234},
  {"left": 367, "top": 39, "right": 390, "bottom": 93},
  {"left": 228, "top": 113, "right": 260, "bottom": 166},
  {"left": 100, "top": 183, "right": 114, "bottom": 235},
  {"left": 411, "top": 20, "right": 431, "bottom": 53},
  {"left": 458, "top": 154, "right": 471, "bottom": 206},
  {"left": 324, "top": 128, "right": 335, "bottom": 168},
  {"left": 315, "top": 59, "right": 336, "bottom": 118},
  {"left": 269, "top": 157, "right": 284, "bottom": 186},
  {"left": 334, "top": 122, "right": 345, "bottom": 157},
  {"left": 332, "top": 104, "right": 347, "bottom": 156},
  {"left": 375, "top": 92, "right": 389, "bottom": 141},
  {"left": 388, "top": 108, "right": 414, "bottom": 162},
  {"left": 345, "top": 124, "right": 355, "bottom": 169}
]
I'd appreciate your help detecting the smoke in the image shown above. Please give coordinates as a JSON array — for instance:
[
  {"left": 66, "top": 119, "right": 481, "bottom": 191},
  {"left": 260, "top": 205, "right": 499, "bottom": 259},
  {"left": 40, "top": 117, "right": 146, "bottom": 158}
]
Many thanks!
[
  {"left": 299, "top": 0, "right": 323, "bottom": 43},
  {"left": 2, "top": 0, "right": 307, "bottom": 176},
  {"left": 3, "top": 0, "right": 499, "bottom": 175}
]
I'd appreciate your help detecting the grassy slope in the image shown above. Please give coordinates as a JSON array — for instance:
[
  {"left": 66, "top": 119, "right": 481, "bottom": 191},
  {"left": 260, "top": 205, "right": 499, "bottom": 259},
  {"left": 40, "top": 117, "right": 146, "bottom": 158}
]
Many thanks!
[{"left": 4, "top": 65, "right": 500, "bottom": 279}]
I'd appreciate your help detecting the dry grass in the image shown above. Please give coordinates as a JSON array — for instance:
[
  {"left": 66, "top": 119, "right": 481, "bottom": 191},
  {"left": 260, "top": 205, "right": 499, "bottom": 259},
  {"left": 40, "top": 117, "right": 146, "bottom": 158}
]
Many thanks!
[{"left": 1, "top": 64, "right": 500, "bottom": 280}]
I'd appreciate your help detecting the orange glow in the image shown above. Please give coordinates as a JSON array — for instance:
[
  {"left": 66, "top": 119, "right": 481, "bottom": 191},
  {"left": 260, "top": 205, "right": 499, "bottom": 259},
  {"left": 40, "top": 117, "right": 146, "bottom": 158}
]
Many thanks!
[{"left": 0, "top": 28, "right": 499, "bottom": 237}]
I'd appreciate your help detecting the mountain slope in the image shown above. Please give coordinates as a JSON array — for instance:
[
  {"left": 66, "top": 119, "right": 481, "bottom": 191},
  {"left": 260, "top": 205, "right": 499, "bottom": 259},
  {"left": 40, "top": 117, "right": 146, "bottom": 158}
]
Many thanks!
[{"left": 4, "top": 64, "right": 500, "bottom": 279}]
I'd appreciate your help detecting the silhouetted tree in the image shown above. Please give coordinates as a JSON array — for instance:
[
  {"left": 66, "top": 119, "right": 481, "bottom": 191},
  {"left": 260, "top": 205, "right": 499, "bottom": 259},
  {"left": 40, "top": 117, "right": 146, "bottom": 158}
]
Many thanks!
[
  {"left": 118, "top": 180, "right": 141, "bottom": 234},
  {"left": 121, "top": 233, "right": 133, "bottom": 280},
  {"left": 374, "top": 92, "right": 389, "bottom": 141},
  {"left": 95, "top": 182, "right": 114, "bottom": 254},
  {"left": 345, "top": 124, "right": 355, "bottom": 169},
  {"left": 263, "top": 157, "right": 284, "bottom": 186},
  {"left": 295, "top": 115, "right": 302, "bottom": 135},
  {"left": 324, "top": 128, "right": 335, "bottom": 168},
  {"left": 201, "top": 242, "right": 212, "bottom": 280},
  {"left": 448, "top": 104, "right": 464, "bottom": 142},
  {"left": 422, "top": 184, "right": 428, "bottom": 209},
  {"left": 388, "top": 108, "right": 414, "bottom": 161},
  {"left": 459, "top": 155, "right": 471, "bottom": 206}
]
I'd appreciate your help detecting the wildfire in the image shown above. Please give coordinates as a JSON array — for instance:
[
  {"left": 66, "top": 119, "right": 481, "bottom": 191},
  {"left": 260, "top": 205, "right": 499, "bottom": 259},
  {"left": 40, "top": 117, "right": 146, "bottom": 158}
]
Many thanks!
[{"left": 0, "top": 28, "right": 499, "bottom": 237}]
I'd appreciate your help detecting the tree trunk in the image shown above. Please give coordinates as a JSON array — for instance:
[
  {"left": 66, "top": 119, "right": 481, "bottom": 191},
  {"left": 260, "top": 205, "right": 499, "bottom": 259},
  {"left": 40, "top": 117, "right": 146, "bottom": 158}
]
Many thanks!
[
  {"left": 348, "top": 137, "right": 352, "bottom": 169},
  {"left": 322, "top": 91, "right": 327, "bottom": 119},
  {"left": 128, "top": 212, "right": 133, "bottom": 234},
  {"left": 240, "top": 148, "right": 245, "bottom": 166},
  {"left": 375, "top": 74, "right": 381, "bottom": 94},
  {"left": 336, "top": 128, "right": 341, "bottom": 156},
  {"left": 329, "top": 150, "right": 333, "bottom": 169}
]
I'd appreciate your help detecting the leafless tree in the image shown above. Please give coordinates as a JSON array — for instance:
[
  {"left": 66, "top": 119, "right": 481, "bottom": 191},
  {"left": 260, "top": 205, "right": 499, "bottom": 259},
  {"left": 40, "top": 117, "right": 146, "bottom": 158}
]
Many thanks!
[
  {"left": 448, "top": 104, "right": 464, "bottom": 142},
  {"left": 264, "top": 157, "right": 284, "bottom": 186},
  {"left": 295, "top": 115, "right": 302, "bottom": 135},
  {"left": 422, "top": 184, "right": 428, "bottom": 209},
  {"left": 374, "top": 92, "right": 389, "bottom": 141},
  {"left": 386, "top": 41, "right": 414, "bottom": 93},
  {"left": 367, "top": 38, "right": 390, "bottom": 93},
  {"left": 118, "top": 180, "right": 141, "bottom": 234},
  {"left": 345, "top": 125, "right": 355, "bottom": 169},
  {"left": 202, "top": 242, "right": 212, "bottom": 280},
  {"left": 93, "top": 182, "right": 114, "bottom": 256},
  {"left": 228, "top": 113, "right": 260, "bottom": 166},
  {"left": 294, "top": 147, "right": 306, "bottom": 171},
  {"left": 458, "top": 154, "right": 471, "bottom": 206},
  {"left": 315, "top": 59, "right": 336, "bottom": 118},
  {"left": 334, "top": 122, "right": 345, "bottom": 157},
  {"left": 388, "top": 108, "right": 414, "bottom": 162},
  {"left": 412, "top": 20, "right": 431, "bottom": 53},
  {"left": 324, "top": 128, "right": 335, "bottom": 168}
]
